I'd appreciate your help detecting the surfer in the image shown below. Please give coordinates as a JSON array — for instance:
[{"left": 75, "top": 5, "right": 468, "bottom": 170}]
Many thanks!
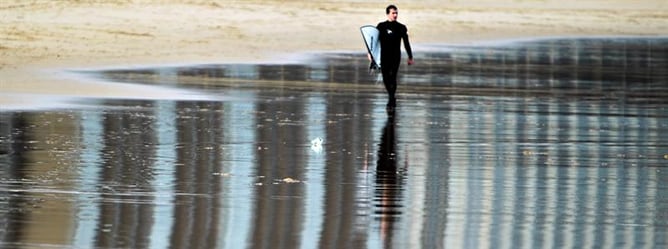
[{"left": 377, "top": 4, "right": 413, "bottom": 110}]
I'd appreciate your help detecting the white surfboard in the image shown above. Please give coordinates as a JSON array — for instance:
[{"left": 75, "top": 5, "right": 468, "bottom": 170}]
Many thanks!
[{"left": 360, "top": 25, "right": 381, "bottom": 70}]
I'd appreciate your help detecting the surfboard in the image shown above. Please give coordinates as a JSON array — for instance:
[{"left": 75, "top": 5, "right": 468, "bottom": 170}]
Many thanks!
[{"left": 360, "top": 25, "right": 381, "bottom": 70}]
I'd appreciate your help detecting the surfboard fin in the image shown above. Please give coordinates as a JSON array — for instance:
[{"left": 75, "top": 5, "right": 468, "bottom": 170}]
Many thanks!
[
  {"left": 369, "top": 61, "right": 380, "bottom": 71},
  {"left": 368, "top": 62, "right": 381, "bottom": 78},
  {"left": 367, "top": 63, "right": 382, "bottom": 84}
]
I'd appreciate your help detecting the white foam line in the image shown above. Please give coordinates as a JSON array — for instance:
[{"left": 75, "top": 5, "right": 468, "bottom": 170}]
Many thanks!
[
  {"left": 60, "top": 52, "right": 316, "bottom": 72},
  {"left": 60, "top": 69, "right": 222, "bottom": 101},
  {"left": 0, "top": 93, "right": 86, "bottom": 112},
  {"left": 1, "top": 70, "right": 227, "bottom": 112}
]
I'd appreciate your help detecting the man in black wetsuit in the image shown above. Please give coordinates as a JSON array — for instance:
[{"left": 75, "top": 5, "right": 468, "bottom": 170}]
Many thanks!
[{"left": 377, "top": 4, "right": 414, "bottom": 110}]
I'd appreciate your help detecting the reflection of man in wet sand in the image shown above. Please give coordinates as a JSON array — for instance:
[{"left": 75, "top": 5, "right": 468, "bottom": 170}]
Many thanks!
[
  {"left": 377, "top": 4, "right": 414, "bottom": 110},
  {"left": 376, "top": 113, "right": 403, "bottom": 246}
]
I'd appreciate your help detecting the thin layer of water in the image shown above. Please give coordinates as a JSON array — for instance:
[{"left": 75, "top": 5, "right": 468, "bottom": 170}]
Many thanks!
[{"left": 1, "top": 37, "right": 667, "bottom": 249}]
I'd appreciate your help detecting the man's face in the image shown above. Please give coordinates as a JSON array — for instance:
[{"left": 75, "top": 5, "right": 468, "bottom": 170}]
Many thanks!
[{"left": 387, "top": 8, "right": 398, "bottom": 22}]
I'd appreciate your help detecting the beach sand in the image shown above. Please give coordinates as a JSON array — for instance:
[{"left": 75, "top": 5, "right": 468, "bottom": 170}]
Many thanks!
[{"left": 1, "top": 0, "right": 666, "bottom": 109}]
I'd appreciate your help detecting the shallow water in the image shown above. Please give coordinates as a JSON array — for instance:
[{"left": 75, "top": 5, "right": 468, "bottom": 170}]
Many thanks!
[{"left": 1, "top": 37, "right": 667, "bottom": 248}]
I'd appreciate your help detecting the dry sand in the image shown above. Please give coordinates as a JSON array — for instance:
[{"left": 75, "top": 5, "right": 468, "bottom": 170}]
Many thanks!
[{"left": 1, "top": 0, "right": 667, "bottom": 109}]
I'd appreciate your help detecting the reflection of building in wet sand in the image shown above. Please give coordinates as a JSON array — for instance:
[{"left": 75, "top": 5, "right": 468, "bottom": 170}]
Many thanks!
[
  {"left": 91, "top": 37, "right": 666, "bottom": 248},
  {"left": 377, "top": 38, "right": 665, "bottom": 248},
  {"left": 70, "top": 97, "right": 229, "bottom": 248},
  {"left": 1, "top": 37, "right": 665, "bottom": 248},
  {"left": 410, "top": 38, "right": 667, "bottom": 93},
  {"left": 243, "top": 62, "right": 378, "bottom": 248},
  {"left": 443, "top": 96, "right": 664, "bottom": 248}
]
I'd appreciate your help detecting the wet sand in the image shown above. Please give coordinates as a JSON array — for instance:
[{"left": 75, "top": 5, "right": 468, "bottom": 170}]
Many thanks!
[
  {"left": 1, "top": 1, "right": 668, "bottom": 248},
  {"left": 1, "top": 37, "right": 667, "bottom": 248}
]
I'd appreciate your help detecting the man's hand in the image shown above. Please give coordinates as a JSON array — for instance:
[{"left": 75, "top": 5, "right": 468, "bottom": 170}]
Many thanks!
[
  {"left": 407, "top": 58, "right": 414, "bottom": 65},
  {"left": 367, "top": 53, "right": 372, "bottom": 62}
]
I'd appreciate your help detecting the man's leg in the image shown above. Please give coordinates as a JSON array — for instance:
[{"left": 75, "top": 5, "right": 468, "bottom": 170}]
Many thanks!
[{"left": 381, "top": 63, "right": 398, "bottom": 108}]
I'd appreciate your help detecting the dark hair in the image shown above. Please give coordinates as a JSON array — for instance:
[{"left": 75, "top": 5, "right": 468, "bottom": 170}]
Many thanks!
[{"left": 386, "top": 4, "right": 397, "bottom": 14}]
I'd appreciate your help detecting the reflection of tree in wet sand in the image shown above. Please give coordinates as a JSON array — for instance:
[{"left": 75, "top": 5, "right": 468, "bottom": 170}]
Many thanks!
[
  {"left": 318, "top": 93, "right": 375, "bottom": 249},
  {"left": 249, "top": 78, "right": 306, "bottom": 249},
  {"left": 169, "top": 101, "right": 224, "bottom": 249},
  {"left": 94, "top": 103, "right": 157, "bottom": 248}
]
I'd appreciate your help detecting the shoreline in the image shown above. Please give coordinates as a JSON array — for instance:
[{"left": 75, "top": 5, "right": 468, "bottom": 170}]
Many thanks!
[
  {"left": 55, "top": 34, "right": 668, "bottom": 72},
  {"left": 3, "top": 34, "right": 668, "bottom": 111},
  {"left": 2, "top": 0, "right": 667, "bottom": 111}
]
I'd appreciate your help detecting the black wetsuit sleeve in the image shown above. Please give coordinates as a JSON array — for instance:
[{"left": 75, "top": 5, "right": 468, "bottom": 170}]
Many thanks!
[{"left": 403, "top": 31, "right": 413, "bottom": 60}]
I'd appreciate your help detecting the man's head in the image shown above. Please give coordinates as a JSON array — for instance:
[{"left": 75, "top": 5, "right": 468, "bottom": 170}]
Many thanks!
[{"left": 386, "top": 5, "right": 398, "bottom": 22}]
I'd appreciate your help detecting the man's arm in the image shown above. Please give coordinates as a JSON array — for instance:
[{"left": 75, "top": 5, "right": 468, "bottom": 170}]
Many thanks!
[{"left": 403, "top": 30, "right": 414, "bottom": 65}]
